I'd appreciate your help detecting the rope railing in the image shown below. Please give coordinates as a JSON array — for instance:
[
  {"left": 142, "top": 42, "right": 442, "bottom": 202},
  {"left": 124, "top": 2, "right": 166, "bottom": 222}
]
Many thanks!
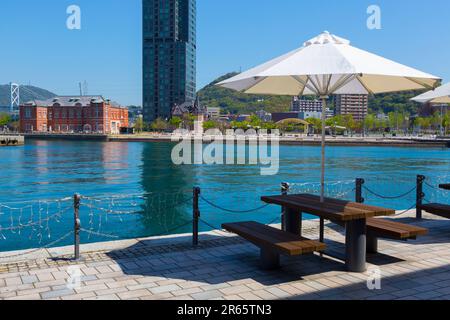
[
  {"left": 1, "top": 175, "right": 448, "bottom": 262},
  {"left": 200, "top": 195, "right": 270, "bottom": 214},
  {"left": 362, "top": 185, "right": 417, "bottom": 200},
  {"left": 390, "top": 203, "right": 418, "bottom": 217},
  {"left": 0, "top": 231, "right": 74, "bottom": 260}
]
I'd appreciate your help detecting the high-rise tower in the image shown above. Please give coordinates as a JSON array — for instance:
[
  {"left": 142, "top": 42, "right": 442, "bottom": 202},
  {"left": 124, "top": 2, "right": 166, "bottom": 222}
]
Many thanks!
[{"left": 143, "top": 0, "right": 197, "bottom": 122}]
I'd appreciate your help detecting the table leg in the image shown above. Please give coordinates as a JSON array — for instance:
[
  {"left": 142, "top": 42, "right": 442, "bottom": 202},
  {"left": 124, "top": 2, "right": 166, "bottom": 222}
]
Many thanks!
[
  {"left": 260, "top": 248, "right": 280, "bottom": 270},
  {"left": 367, "top": 234, "right": 378, "bottom": 254},
  {"left": 345, "top": 219, "right": 367, "bottom": 272},
  {"left": 284, "top": 207, "right": 302, "bottom": 236}
]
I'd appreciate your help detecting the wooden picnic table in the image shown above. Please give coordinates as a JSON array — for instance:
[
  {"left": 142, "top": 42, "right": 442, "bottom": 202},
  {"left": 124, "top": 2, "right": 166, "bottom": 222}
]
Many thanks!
[
  {"left": 261, "top": 193, "right": 395, "bottom": 272},
  {"left": 439, "top": 184, "right": 450, "bottom": 191}
]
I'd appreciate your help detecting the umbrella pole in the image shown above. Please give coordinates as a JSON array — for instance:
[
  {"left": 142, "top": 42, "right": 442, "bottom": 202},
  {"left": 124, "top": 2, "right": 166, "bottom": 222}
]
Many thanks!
[{"left": 320, "top": 96, "right": 328, "bottom": 203}]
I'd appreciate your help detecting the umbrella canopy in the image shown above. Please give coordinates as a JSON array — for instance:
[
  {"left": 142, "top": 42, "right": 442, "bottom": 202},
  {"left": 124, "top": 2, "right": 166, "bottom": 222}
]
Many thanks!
[
  {"left": 218, "top": 31, "right": 441, "bottom": 201},
  {"left": 219, "top": 31, "right": 440, "bottom": 96},
  {"left": 411, "top": 82, "right": 450, "bottom": 104}
]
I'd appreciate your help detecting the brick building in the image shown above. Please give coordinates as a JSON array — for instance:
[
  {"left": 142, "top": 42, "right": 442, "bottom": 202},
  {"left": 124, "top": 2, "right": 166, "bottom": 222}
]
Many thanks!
[{"left": 20, "top": 96, "right": 129, "bottom": 134}]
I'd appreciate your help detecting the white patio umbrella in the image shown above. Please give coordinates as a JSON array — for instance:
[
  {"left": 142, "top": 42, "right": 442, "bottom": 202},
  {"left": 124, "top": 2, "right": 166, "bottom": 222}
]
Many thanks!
[
  {"left": 411, "top": 82, "right": 450, "bottom": 104},
  {"left": 411, "top": 82, "right": 450, "bottom": 135},
  {"left": 218, "top": 31, "right": 441, "bottom": 201}
]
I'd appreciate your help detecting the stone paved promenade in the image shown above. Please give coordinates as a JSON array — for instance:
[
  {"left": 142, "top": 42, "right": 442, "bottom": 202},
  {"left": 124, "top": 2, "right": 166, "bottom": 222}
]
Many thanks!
[{"left": 1, "top": 211, "right": 450, "bottom": 300}]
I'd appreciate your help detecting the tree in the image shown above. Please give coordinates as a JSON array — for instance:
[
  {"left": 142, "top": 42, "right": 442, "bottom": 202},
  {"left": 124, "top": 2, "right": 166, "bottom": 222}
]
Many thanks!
[
  {"left": 306, "top": 118, "right": 322, "bottom": 134},
  {"left": 169, "top": 116, "right": 182, "bottom": 129},
  {"left": 443, "top": 111, "right": 450, "bottom": 135},
  {"left": 134, "top": 117, "right": 144, "bottom": 133},
  {"left": 248, "top": 115, "right": 262, "bottom": 128},
  {"left": 415, "top": 117, "right": 431, "bottom": 133},
  {"left": 261, "top": 121, "right": 277, "bottom": 130},
  {"left": 0, "top": 113, "right": 11, "bottom": 126},
  {"left": 431, "top": 111, "right": 442, "bottom": 133},
  {"left": 364, "top": 114, "right": 376, "bottom": 133},
  {"left": 231, "top": 120, "right": 251, "bottom": 130},
  {"left": 203, "top": 120, "right": 220, "bottom": 130},
  {"left": 150, "top": 118, "right": 168, "bottom": 132},
  {"left": 342, "top": 115, "right": 356, "bottom": 135}
]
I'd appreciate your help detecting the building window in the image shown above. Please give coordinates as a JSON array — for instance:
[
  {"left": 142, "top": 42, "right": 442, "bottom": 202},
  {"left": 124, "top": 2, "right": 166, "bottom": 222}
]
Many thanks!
[{"left": 25, "top": 108, "right": 32, "bottom": 119}]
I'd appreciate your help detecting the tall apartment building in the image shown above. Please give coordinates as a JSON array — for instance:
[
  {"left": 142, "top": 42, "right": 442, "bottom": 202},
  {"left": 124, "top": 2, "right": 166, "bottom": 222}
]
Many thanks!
[
  {"left": 143, "top": 0, "right": 197, "bottom": 122},
  {"left": 334, "top": 94, "right": 369, "bottom": 121}
]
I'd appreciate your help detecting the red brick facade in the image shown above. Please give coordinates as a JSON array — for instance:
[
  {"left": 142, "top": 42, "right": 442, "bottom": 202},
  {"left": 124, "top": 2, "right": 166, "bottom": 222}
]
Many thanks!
[{"left": 20, "top": 96, "right": 129, "bottom": 134}]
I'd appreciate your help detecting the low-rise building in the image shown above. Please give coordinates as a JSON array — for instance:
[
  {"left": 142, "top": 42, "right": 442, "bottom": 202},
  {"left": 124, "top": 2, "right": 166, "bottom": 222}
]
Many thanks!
[
  {"left": 20, "top": 96, "right": 129, "bottom": 134},
  {"left": 206, "top": 107, "right": 221, "bottom": 119},
  {"left": 271, "top": 112, "right": 302, "bottom": 123},
  {"left": 291, "top": 97, "right": 323, "bottom": 112},
  {"left": 256, "top": 110, "right": 272, "bottom": 122},
  {"left": 299, "top": 111, "right": 322, "bottom": 120}
]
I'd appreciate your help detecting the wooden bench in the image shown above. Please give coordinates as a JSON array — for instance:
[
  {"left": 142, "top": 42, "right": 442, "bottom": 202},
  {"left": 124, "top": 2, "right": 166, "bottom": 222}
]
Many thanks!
[
  {"left": 420, "top": 203, "right": 450, "bottom": 219},
  {"left": 222, "top": 221, "right": 326, "bottom": 270},
  {"left": 366, "top": 218, "right": 428, "bottom": 253}
]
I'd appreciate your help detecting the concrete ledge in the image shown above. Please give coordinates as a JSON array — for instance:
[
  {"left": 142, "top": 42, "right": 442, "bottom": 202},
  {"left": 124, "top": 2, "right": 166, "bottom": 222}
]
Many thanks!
[{"left": 0, "top": 210, "right": 434, "bottom": 266}]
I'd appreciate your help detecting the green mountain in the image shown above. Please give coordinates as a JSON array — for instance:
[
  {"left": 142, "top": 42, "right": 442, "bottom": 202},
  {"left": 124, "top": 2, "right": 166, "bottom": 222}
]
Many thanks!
[
  {"left": 0, "top": 84, "right": 56, "bottom": 106},
  {"left": 198, "top": 72, "right": 292, "bottom": 114},
  {"left": 198, "top": 72, "right": 426, "bottom": 116},
  {"left": 369, "top": 91, "right": 426, "bottom": 115}
]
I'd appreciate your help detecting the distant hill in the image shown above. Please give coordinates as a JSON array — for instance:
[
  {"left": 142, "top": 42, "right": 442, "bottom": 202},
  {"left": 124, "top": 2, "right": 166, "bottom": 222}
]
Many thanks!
[
  {"left": 0, "top": 84, "right": 56, "bottom": 107},
  {"left": 198, "top": 72, "right": 292, "bottom": 114},
  {"left": 198, "top": 72, "right": 426, "bottom": 116}
]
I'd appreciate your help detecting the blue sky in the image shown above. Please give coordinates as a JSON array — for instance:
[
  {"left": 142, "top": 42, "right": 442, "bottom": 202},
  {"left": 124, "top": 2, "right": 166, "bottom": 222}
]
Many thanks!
[{"left": 0, "top": 0, "right": 449, "bottom": 106}]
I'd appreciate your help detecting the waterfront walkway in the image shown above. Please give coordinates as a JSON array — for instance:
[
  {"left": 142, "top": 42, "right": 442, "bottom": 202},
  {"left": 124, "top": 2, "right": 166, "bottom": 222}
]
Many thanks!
[{"left": 1, "top": 211, "right": 449, "bottom": 300}]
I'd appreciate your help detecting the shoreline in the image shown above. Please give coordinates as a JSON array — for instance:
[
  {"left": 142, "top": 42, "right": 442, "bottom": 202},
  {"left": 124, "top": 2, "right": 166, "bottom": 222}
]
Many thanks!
[{"left": 23, "top": 133, "right": 450, "bottom": 148}]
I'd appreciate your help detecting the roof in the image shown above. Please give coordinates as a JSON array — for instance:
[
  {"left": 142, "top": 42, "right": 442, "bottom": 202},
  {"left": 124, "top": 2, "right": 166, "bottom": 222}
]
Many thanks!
[
  {"left": 171, "top": 97, "right": 206, "bottom": 116},
  {"left": 276, "top": 118, "right": 310, "bottom": 126},
  {"left": 22, "top": 96, "right": 123, "bottom": 108}
]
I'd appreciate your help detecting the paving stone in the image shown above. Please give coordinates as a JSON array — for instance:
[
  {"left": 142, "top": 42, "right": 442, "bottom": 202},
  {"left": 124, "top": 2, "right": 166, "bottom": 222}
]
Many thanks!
[
  {"left": 191, "top": 290, "right": 223, "bottom": 300},
  {"left": 5, "top": 277, "right": 22, "bottom": 286},
  {"left": 41, "top": 288, "right": 75, "bottom": 300},
  {"left": 6, "top": 294, "right": 41, "bottom": 300},
  {"left": 219, "top": 285, "right": 252, "bottom": 296},
  {"left": 118, "top": 289, "right": 153, "bottom": 300},
  {"left": 149, "top": 284, "right": 182, "bottom": 295},
  {"left": 20, "top": 275, "right": 38, "bottom": 285},
  {"left": 1, "top": 213, "right": 449, "bottom": 301}
]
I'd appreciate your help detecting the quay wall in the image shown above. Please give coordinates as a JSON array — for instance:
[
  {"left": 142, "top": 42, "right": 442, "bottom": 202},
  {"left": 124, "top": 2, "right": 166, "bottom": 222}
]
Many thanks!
[
  {"left": 0, "top": 135, "right": 24, "bottom": 146},
  {"left": 19, "top": 133, "right": 450, "bottom": 148}
]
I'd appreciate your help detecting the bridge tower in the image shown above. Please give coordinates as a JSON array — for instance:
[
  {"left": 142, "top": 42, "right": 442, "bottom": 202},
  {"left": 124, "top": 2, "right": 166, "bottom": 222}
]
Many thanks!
[{"left": 10, "top": 83, "right": 20, "bottom": 113}]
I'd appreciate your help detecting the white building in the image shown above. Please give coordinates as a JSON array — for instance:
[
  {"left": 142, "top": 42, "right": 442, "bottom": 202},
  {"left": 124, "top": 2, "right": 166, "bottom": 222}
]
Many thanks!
[{"left": 206, "top": 107, "right": 221, "bottom": 119}]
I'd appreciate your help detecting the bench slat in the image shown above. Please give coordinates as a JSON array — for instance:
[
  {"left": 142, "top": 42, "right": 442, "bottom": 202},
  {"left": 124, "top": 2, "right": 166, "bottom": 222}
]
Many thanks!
[
  {"left": 367, "top": 218, "right": 428, "bottom": 239},
  {"left": 223, "top": 222, "right": 307, "bottom": 255},
  {"left": 421, "top": 203, "right": 450, "bottom": 219},
  {"left": 245, "top": 222, "right": 326, "bottom": 253},
  {"left": 222, "top": 221, "right": 325, "bottom": 256}
]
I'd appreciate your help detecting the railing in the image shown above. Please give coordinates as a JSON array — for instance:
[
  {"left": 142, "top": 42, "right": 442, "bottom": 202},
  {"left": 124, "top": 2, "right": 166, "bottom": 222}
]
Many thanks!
[{"left": 0, "top": 174, "right": 448, "bottom": 261}]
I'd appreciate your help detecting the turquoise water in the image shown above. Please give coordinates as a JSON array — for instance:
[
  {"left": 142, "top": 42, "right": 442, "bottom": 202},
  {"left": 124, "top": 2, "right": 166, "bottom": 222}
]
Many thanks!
[{"left": 0, "top": 140, "right": 449, "bottom": 252}]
